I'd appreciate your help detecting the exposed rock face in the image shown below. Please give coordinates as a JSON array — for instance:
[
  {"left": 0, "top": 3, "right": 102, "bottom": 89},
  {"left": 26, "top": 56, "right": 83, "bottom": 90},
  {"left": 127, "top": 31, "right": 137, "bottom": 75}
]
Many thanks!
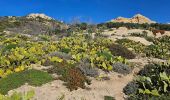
[
  {"left": 111, "top": 14, "right": 156, "bottom": 24},
  {"left": 26, "top": 13, "right": 53, "bottom": 20}
]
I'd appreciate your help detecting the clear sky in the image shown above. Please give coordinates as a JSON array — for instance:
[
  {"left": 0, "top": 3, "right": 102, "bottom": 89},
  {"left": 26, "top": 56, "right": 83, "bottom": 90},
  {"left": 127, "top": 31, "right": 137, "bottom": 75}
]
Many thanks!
[{"left": 0, "top": 0, "right": 169, "bottom": 23}]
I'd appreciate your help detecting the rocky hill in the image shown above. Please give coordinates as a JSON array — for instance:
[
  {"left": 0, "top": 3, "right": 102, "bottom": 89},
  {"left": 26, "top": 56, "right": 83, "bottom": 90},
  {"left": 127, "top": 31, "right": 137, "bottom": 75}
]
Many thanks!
[
  {"left": 0, "top": 13, "right": 68, "bottom": 35},
  {"left": 111, "top": 14, "right": 156, "bottom": 24},
  {"left": 26, "top": 13, "right": 53, "bottom": 20}
]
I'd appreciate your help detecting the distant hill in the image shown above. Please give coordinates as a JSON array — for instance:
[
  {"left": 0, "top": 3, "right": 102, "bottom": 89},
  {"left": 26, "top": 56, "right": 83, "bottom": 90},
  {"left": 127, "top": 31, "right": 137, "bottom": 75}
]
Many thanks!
[
  {"left": 1, "top": 13, "right": 170, "bottom": 36},
  {"left": 111, "top": 14, "right": 156, "bottom": 24},
  {"left": 0, "top": 13, "right": 68, "bottom": 35}
]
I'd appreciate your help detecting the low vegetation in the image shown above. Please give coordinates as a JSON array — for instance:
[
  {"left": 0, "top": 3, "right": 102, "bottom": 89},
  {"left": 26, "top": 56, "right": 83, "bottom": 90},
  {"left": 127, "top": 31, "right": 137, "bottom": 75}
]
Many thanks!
[
  {"left": 112, "top": 62, "right": 132, "bottom": 75},
  {"left": 116, "top": 36, "right": 170, "bottom": 59},
  {"left": 116, "top": 39, "right": 146, "bottom": 54},
  {"left": 145, "top": 36, "right": 170, "bottom": 59},
  {"left": 0, "top": 90, "right": 35, "bottom": 100},
  {"left": 0, "top": 69, "right": 53, "bottom": 94},
  {"left": 97, "top": 22, "right": 170, "bottom": 31},
  {"left": 0, "top": 16, "right": 170, "bottom": 99},
  {"left": 124, "top": 63, "right": 170, "bottom": 99},
  {"left": 47, "top": 60, "right": 91, "bottom": 91},
  {"left": 104, "top": 96, "right": 115, "bottom": 100},
  {"left": 109, "top": 44, "right": 136, "bottom": 59}
]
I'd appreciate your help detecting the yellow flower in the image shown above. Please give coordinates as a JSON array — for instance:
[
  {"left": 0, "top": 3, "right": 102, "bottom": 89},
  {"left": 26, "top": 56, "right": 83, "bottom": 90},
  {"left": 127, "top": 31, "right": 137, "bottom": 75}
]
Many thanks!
[
  {"left": 0, "top": 69, "right": 4, "bottom": 77},
  {"left": 14, "top": 68, "right": 20, "bottom": 72},
  {"left": 19, "top": 66, "right": 25, "bottom": 71}
]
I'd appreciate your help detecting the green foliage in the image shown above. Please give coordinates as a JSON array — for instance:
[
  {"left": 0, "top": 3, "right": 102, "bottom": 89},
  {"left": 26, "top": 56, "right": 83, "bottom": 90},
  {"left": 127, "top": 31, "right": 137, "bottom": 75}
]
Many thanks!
[
  {"left": 124, "top": 63, "right": 170, "bottom": 99},
  {"left": 123, "top": 81, "right": 139, "bottom": 95},
  {"left": 2, "top": 44, "right": 18, "bottom": 52},
  {"left": 0, "top": 34, "right": 59, "bottom": 77},
  {"left": 116, "top": 39, "right": 146, "bottom": 54},
  {"left": 145, "top": 36, "right": 170, "bottom": 59},
  {"left": 0, "top": 69, "right": 53, "bottom": 94},
  {"left": 97, "top": 22, "right": 170, "bottom": 31},
  {"left": 0, "top": 33, "right": 130, "bottom": 78},
  {"left": 109, "top": 44, "right": 136, "bottom": 59},
  {"left": 0, "top": 33, "right": 131, "bottom": 92},
  {"left": 57, "top": 34, "right": 128, "bottom": 71},
  {"left": 116, "top": 36, "right": 170, "bottom": 60},
  {"left": 129, "top": 32, "right": 147, "bottom": 37},
  {"left": 0, "top": 90, "right": 35, "bottom": 100},
  {"left": 104, "top": 96, "right": 115, "bottom": 100}
]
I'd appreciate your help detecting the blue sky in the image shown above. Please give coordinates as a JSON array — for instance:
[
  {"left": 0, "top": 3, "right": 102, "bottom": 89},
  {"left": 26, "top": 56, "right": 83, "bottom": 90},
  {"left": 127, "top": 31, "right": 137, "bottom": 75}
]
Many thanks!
[{"left": 0, "top": 0, "right": 169, "bottom": 23}]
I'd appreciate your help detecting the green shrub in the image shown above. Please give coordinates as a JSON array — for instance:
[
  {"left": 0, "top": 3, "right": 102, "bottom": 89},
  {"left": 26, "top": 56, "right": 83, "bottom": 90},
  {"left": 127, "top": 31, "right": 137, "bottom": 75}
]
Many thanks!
[
  {"left": 60, "top": 48, "right": 71, "bottom": 54},
  {"left": 109, "top": 44, "right": 136, "bottom": 59},
  {"left": 2, "top": 44, "right": 18, "bottom": 53},
  {"left": 116, "top": 39, "right": 146, "bottom": 54},
  {"left": 129, "top": 32, "right": 146, "bottom": 37},
  {"left": 97, "top": 22, "right": 170, "bottom": 31},
  {"left": 112, "top": 62, "right": 132, "bottom": 75},
  {"left": 138, "top": 63, "right": 170, "bottom": 76},
  {"left": 124, "top": 63, "right": 170, "bottom": 99},
  {"left": 123, "top": 81, "right": 139, "bottom": 95},
  {"left": 77, "top": 60, "right": 99, "bottom": 77},
  {"left": 145, "top": 36, "right": 170, "bottom": 59},
  {"left": 0, "top": 69, "right": 53, "bottom": 94}
]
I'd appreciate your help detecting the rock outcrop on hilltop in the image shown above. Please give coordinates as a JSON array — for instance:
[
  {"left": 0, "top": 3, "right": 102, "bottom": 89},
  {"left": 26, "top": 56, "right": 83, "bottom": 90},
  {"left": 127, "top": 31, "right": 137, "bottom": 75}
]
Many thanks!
[
  {"left": 26, "top": 13, "right": 53, "bottom": 20},
  {"left": 111, "top": 14, "right": 156, "bottom": 24}
]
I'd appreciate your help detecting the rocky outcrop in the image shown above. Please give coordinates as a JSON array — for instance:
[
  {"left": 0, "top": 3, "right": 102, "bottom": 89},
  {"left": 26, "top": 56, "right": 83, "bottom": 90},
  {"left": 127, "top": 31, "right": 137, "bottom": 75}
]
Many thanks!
[
  {"left": 111, "top": 14, "right": 156, "bottom": 24},
  {"left": 26, "top": 13, "right": 53, "bottom": 20}
]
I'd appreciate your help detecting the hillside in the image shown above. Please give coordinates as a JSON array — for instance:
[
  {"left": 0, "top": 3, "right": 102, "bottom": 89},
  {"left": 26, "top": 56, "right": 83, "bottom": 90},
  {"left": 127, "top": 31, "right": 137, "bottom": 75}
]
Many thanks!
[
  {"left": 0, "top": 14, "right": 170, "bottom": 100},
  {"left": 0, "top": 14, "right": 68, "bottom": 35}
]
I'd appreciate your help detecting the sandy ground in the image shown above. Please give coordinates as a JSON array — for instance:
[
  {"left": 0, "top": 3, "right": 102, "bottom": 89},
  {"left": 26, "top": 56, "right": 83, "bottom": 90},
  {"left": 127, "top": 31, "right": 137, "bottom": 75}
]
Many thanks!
[
  {"left": 103, "top": 28, "right": 154, "bottom": 46},
  {"left": 8, "top": 58, "right": 166, "bottom": 100},
  {"left": 103, "top": 28, "right": 170, "bottom": 45},
  {"left": 8, "top": 70, "right": 138, "bottom": 100},
  {"left": 125, "top": 36, "right": 153, "bottom": 45}
]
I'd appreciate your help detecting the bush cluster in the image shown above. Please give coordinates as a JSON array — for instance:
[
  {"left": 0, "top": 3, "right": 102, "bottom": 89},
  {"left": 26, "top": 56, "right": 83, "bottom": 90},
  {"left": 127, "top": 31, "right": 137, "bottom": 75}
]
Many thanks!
[
  {"left": 116, "top": 39, "right": 146, "bottom": 54},
  {"left": 109, "top": 44, "right": 136, "bottom": 59},
  {"left": 77, "top": 60, "right": 99, "bottom": 77},
  {"left": 145, "top": 36, "right": 170, "bottom": 59},
  {"left": 124, "top": 63, "right": 170, "bottom": 99},
  {"left": 47, "top": 61, "right": 91, "bottom": 91},
  {"left": 112, "top": 62, "right": 132, "bottom": 75},
  {"left": 97, "top": 22, "right": 170, "bottom": 31}
]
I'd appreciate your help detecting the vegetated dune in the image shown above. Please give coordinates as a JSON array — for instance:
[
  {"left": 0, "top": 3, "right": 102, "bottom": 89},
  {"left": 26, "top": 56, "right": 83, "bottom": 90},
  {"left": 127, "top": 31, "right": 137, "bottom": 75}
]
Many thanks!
[{"left": 0, "top": 14, "right": 170, "bottom": 100}]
